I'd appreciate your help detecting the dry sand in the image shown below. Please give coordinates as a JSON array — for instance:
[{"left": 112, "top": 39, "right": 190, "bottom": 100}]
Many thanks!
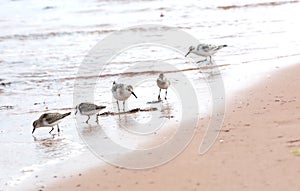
[{"left": 44, "top": 64, "right": 300, "bottom": 191}]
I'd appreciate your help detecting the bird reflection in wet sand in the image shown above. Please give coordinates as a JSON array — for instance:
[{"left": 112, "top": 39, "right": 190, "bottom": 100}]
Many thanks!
[
  {"left": 157, "top": 73, "right": 170, "bottom": 101},
  {"left": 32, "top": 135, "right": 68, "bottom": 158},
  {"left": 160, "top": 103, "right": 174, "bottom": 119},
  {"left": 112, "top": 81, "right": 138, "bottom": 111},
  {"left": 80, "top": 124, "right": 101, "bottom": 137},
  {"left": 75, "top": 102, "right": 106, "bottom": 123},
  {"left": 33, "top": 134, "right": 58, "bottom": 147},
  {"left": 32, "top": 112, "right": 71, "bottom": 134}
]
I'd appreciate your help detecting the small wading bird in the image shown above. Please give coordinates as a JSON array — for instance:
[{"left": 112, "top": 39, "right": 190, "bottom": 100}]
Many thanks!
[
  {"left": 185, "top": 43, "right": 227, "bottom": 63},
  {"left": 112, "top": 81, "right": 137, "bottom": 111},
  {"left": 75, "top": 102, "right": 106, "bottom": 123},
  {"left": 32, "top": 112, "right": 71, "bottom": 134},
  {"left": 157, "top": 73, "right": 170, "bottom": 100}
]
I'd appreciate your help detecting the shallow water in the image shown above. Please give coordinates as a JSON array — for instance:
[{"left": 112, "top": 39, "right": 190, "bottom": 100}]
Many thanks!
[{"left": 1, "top": 0, "right": 300, "bottom": 190}]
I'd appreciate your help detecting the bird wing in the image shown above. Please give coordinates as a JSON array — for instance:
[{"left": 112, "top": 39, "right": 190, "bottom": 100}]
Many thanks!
[
  {"left": 96, "top": 105, "right": 106, "bottom": 110},
  {"left": 80, "top": 102, "right": 95, "bottom": 108},
  {"left": 215, "top": 45, "right": 226, "bottom": 51},
  {"left": 39, "top": 113, "right": 48, "bottom": 121},
  {"left": 42, "top": 113, "right": 70, "bottom": 124},
  {"left": 197, "top": 44, "right": 219, "bottom": 52},
  {"left": 111, "top": 85, "right": 117, "bottom": 92},
  {"left": 197, "top": 44, "right": 210, "bottom": 52},
  {"left": 157, "top": 78, "right": 170, "bottom": 88},
  {"left": 112, "top": 83, "right": 124, "bottom": 92}
]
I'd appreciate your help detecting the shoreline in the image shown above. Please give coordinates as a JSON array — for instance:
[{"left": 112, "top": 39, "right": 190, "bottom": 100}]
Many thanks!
[{"left": 33, "top": 63, "right": 300, "bottom": 191}]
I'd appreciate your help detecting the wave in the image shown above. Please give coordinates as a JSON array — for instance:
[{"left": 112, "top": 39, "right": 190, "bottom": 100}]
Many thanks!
[{"left": 218, "top": 0, "right": 299, "bottom": 10}]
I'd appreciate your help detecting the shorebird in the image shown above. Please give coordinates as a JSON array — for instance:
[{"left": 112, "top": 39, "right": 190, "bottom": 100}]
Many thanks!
[
  {"left": 185, "top": 43, "right": 227, "bottom": 63},
  {"left": 112, "top": 81, "right": 137, "bottom": 111},
  {"left": 75, "top": 102, "right": 106, "bottom": 123},
  {"left": 157, "top": 73, "right": 170, "bottom": 100},
  {"left": 32, "top": 112, "right": 71, "bottom": 134}
]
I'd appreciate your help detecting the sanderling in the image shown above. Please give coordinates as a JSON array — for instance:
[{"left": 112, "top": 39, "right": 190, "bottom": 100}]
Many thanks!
[
  {"left": 112, "top": 81, "right": 137, "bottom": 111},
  {"left": 32, "top": 112, "right": 71, "bottom": 134},
  {"left": 157, "top": 73, "right": 170, "bottom": 100},
  {"left": 75, "top": 102, "right": 106, "bottom": 123},
  {"left": 185, "top": 43, "right": 227, "bottom": 62}
]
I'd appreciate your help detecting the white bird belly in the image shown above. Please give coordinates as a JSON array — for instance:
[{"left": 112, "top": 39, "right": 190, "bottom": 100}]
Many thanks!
[
  {"left": 157, "top": 79, "right": 169, "bottom": 89},
  {"left": 80, "top": 110, "right": 98, "bottom": 116},
  {"left": 194, "top": 49, "right": 216, "bottom": 57},
  {"left": 42, "top": 119, "right": 61, "bottom": 127},
  {"left": 113, "top": 89, "right": 131, "bottom": 101}
]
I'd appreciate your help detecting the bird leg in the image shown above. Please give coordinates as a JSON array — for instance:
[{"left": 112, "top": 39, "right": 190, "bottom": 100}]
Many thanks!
[
  {"left": 75, "top": 106, "right": 78, "bottom": 115},
  {"left": 49, "top": 127, "right": 54, "bottom": 134},
  {"left": 158, "top": 89, "right": 161, "bottom": 100},
  {"left": 117, "top": 100, "right": 120, "bottom": 111},
  {"left": 165, "top": 89, "right": 168, "bottom": 100},
  {"left": 57, "top": 124, "right": 60, "bottom": 133},
  {"left": 123, "top": 101, "right": 125, "bottom": 111},
  {"left": 208, "top": 56, "right": 212, "bottom": 64},
  {"left": 86, "top": 116, "right": 90, "bottom": 123}
]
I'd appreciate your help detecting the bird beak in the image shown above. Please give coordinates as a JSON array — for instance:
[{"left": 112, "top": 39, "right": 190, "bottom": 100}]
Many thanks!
[
  {"left": 185, "top": 50, "right": 191, "bottom": 57},
  {"left": 32, "top": 127, "right": 36, "bottom": 134},
  {"left": 131, "top": 91, "right": 138, "bottom": 98}
]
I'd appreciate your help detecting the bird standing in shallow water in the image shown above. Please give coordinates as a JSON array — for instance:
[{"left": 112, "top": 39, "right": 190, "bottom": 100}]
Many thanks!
[
  {"left": 32, "top": 112, "right": 71, "bottom": 134},
  {"left": 157, "top": 73, "right": 170, "bottom": 101},
  {"left": 75, "top": 102, "right": 106, "bottom": 123},
  {"left": 185, "top": 43, "right": 227, "bottom": 63},
  {"left": 112, "top": 81, "right": 138, "bottom": 111}
]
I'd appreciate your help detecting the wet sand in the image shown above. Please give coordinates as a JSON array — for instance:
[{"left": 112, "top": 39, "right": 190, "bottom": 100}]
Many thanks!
[{"left": 41, "top": 63, "right": 300, "bottom": 191}]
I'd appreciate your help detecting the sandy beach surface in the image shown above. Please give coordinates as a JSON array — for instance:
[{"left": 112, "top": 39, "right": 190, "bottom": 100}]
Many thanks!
[{"left": 39, "top": 63, "right": 299, "bottom": 191}]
